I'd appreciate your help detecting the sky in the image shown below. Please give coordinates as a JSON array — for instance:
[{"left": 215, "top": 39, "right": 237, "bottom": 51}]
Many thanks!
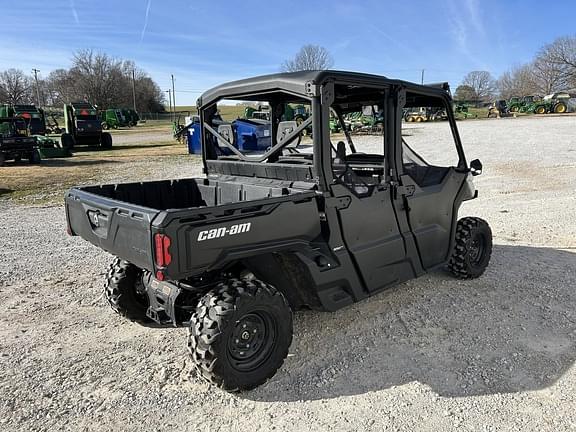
[{"left": 0, "top": 0, "right": 574, "bottom": 105}]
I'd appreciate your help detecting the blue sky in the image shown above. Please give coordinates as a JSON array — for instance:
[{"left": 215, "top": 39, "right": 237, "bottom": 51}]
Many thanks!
[{"left": 0, "top": 0, "right": 574, "bottom": 105}]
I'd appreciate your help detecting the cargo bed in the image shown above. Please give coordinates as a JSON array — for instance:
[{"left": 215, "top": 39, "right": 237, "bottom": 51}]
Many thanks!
[{"left": 65, "top": 177, "right": 321, "bottom": 279}]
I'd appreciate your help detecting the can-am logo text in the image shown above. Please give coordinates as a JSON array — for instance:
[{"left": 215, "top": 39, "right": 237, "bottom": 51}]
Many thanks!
[{"left": 197, "top": 223, "right": 252, "bottom": 242}]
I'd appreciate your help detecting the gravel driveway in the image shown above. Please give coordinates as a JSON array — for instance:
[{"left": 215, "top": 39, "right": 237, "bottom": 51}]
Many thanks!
[{"left": 0, "top": 115, "right": 575, "bottom": 431}]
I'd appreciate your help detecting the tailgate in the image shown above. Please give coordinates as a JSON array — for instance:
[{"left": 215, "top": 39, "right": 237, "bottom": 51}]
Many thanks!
[{"left": 65, "top": 188, "right": 159, "bottom": 270}]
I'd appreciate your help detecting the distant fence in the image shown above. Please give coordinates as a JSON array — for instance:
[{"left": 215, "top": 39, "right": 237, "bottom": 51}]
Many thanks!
[{"left": 139, "top": 111, "right": 195, "bottom": 121}]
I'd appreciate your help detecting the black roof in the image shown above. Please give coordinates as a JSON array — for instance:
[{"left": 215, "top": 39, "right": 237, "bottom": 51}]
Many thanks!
[{"left": 199, "top": 70, "right": 450, "bottom": 107}]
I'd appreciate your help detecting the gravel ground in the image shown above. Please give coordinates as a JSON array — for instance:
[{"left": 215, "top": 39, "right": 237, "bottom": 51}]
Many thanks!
[{"left": 1, "top": 115, "right": 575, "bottom": 431}]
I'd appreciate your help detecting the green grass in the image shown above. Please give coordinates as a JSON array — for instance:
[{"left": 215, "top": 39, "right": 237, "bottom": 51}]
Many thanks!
[{"left": 171, "top": 105, "right": 246, "bottom": 121}]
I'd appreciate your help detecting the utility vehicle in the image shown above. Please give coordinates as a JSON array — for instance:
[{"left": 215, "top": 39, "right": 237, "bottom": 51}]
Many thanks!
[
  {"left": 0, "top": 117, "right": 40, "bottom": 165},
  {"left": 65, "top": 70, "right": 492, "bottom": 392}
]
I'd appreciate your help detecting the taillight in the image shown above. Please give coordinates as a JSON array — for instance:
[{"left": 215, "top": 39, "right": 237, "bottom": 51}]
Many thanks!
[{"left": 153, "top": 233, "right": 172, "bottom": 267}]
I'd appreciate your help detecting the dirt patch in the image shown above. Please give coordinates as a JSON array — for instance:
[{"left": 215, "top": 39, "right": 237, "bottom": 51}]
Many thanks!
[{"left": 0, "top": 125, "right": 195, "bottom": 205}]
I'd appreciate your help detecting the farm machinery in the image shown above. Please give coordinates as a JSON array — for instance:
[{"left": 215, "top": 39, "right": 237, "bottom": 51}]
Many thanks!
[
  {"left": 0, "top": 104, "right": 69, "bottom": 158},
  {"left": 61, "top": 102, "right": 112, "bottom": 149},
  {"left": 508, "top": 94, "right": 572, "bottom": 114},
  {"left": 487, "top": 100, "right": 512, "bottom": 118},
  {"left": 122, "top": 108, "right": 140, "bottom": 126},
  {"left": 100, "top": 109, "right": 130, "bottom": 129},
  {"left": 0, "top": 116, "right": 41, "bottom": 166}
]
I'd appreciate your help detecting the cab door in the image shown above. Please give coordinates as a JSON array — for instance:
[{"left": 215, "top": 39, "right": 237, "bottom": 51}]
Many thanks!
[
  {"left": 326, "top": 87, "right": 414, "bottom": 293},
  {"left": 394, "top": 90, "right": 468, "bottom": 270}
]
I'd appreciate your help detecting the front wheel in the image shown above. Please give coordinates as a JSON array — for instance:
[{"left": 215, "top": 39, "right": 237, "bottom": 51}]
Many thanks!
[
  {"left": 534, "top": 105, "right": 546, "bottom": 114},
  {"left": 448, "top": 217, "right": 493, "bottom": 279},
  {"left": 188, "top": 278, "right": 293, "bottom": 392},
  {"left": 29, "top": 149, "right": 41, "bottom": 164}
]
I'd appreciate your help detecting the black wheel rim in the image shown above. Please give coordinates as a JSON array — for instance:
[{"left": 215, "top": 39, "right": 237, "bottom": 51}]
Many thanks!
[
  {"left": 468, "top": 232, "right": 486, "bottom": 266},
  {"left": 227, "top": 311, "right": 276, "bottom": 372}
]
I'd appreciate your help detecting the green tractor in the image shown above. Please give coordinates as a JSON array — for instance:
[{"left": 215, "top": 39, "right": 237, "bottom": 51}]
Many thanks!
[
  {"left": 532, "top": 92, "right": 573, "bottom": 114},
  {"left": 100, "top": 108, "right": 131, "bottom": 129},
  {"left": 507, "top": 97, "right": 524, "bottom": 113},
  {"left": 121, "top": 108, "right": 140, "bottom": 126},
  {"left": 62, "top": 102, "right": 112, "bottom": 149}
]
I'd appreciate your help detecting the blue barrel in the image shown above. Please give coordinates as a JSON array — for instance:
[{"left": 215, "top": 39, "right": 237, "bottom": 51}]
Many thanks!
[{"left": 187, "top": 122, "right": 202, "bottom": 154}]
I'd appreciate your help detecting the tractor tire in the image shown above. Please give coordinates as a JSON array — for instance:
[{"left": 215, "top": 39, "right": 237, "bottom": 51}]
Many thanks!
[
  {"left": 407, "top": 116, "right": 414, "bottom": 122},
  {"left": 448, "top": 217, "right": 492, "bottom": 279},
  {"left": 61, "top": 133, "right": 75, "bottom": 149},
  {"left": 104, "top": 258, "right": 151, "bottom": 323},
  {"left": 100, "top": 132, "right": 113, "bottom": 149},
  {"left": 509, "top": 106, "right": 519, "bottom": 113},
  {"left": 534, "top": 105, "right": 546, "bottom": 114},
  {"left": 554, "top": 102, "right": 567, "bottom": 113},
  {"left": 101, "top": 122, "right": 109, "bottom": 130},
  {"left": 188, "top": 278, "right": 293, "bottom": 392},
  {"left": 29, "top": 149, "right": 41, "bottom": 165},
  {"left": 415, "top": 116, "right": 423, "bottom": 122}
]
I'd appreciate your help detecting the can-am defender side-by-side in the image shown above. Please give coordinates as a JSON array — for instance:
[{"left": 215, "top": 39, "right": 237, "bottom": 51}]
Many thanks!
[{"left": 65, "top": 70, "right": 492, "bottom": 391}]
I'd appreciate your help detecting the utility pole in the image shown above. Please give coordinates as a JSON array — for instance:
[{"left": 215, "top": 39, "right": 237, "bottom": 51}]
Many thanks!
[
  {"left": 131, "top": 69, "right": 137, "bottom": 112},
  {"left": 166, "top": 89, "right": 172, "bottom": 122},
  {"left": 420, "top": 69, "right": 425, "bottom": 85},
  {"left": 171, "top": 74, "right": 176, "bottom": 114},
  {"left": 32, "top": 68, "right": 41, "bottom": 107}
]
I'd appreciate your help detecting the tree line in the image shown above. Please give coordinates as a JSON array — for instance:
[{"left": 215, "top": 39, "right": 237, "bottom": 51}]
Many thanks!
[
  {"left": 0, "top": 49, "right": 165, "bottom": 112},
  {"left": 455, "top": 35, "right": 576, "bottom": 105}
]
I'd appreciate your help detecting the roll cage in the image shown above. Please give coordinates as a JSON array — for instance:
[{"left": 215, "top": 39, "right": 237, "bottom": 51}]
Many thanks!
[{"left": 197, "top": 70, "right": 468, "bottom": 192}]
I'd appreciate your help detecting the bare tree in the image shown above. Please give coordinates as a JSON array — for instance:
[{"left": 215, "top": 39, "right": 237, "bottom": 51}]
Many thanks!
[
  {"left": 43, "top": 50, "right": 165, "bottom": 111},
  {"left": 0, "top": 69, "right": 33, "bottom": 104},
  {"left": 461, "top": 71, "right": 496, "bottom": 106},
  {"left": 497, "top": 64, "right": 538, "bottom": 99},
  {"left": 281, "top": 45, "right": 334, "bottom": 72},
  {"left": 529, "top": 37, "right": 575, "bottom": 94}
]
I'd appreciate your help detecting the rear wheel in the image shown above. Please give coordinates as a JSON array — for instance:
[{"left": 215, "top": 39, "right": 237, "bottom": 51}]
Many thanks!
[
  {"left": 554, "top": 102, "right": 567, "bottom": 113},
  {"left": 534, "top": 105, "right": 546, "bottom": 114},
  {"left": 100, "top": 132, "right": 112, "bottom": 149},
  {"left": 188, "top": 278, "right": 292, "bottom": 391},
  {"left": 104, "top": 258, "right": 151, "bottom": 323},
  {"left": 448, "top": 217, "right": 492, "bottom": 279}
]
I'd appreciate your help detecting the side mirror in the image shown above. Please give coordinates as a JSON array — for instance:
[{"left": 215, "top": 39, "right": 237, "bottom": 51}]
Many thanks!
[{"left": 470, "top": 159, "right": 483, "bottom": 176}]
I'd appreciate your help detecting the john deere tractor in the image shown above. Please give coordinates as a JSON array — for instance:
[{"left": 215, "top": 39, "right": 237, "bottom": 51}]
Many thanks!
[
  {"left": 100, "top": 109, "right": 131, "bottom": 130},
  {"left": 61, "top": 102, "right": 112, "bottom": 149}
]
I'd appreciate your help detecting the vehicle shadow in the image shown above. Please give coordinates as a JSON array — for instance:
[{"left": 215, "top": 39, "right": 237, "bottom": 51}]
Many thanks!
[
  {"left": 245, "top": 244, "right": 576, "bottom": 402},
  {"left": 71, "top": 143, "right": 173, "bottom": 153},
  {"left": 0, "top": 188, "right": 14, "bottom": 196},
  {"left": 39, "top": 159, "right": 122, "bottom": 167}
]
